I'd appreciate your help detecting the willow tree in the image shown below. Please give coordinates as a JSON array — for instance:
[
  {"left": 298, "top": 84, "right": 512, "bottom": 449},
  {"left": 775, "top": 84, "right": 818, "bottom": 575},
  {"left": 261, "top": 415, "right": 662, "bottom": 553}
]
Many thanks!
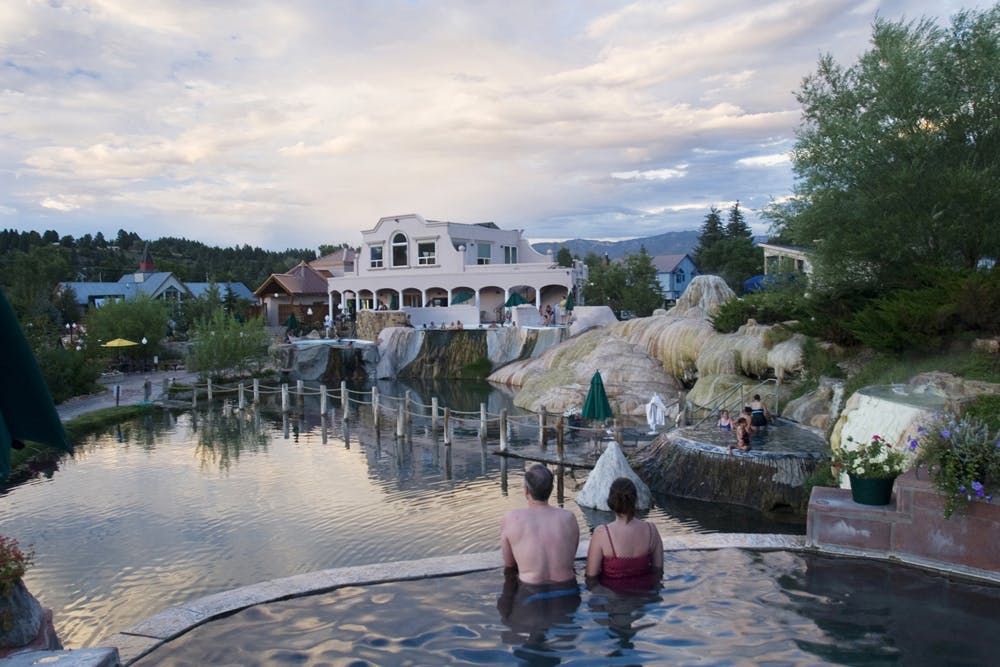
[{"left": 770, "top": 6, "right": 1000, "bottom": 292}]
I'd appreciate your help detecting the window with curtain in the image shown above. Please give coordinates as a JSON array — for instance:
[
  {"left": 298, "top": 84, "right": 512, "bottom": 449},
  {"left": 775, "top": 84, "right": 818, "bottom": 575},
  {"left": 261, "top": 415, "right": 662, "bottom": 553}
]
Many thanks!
[{"left": 477, "top": 243, "right": 491, "bottom": 265}]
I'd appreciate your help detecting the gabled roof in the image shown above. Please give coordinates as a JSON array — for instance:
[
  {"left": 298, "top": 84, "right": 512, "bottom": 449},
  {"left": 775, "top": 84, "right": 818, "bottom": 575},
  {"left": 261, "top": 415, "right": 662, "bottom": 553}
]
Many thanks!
[
  {"left": 116, "top": 272, "right": 183, "bottom": 299},
  {"left": 186, "top": 282, "right": 255, "bottom": 301},
  {"left": 253, "top": 262, "right": 328, "bottom": 297},
  {"left": 651, "top": 254, "right": 694, "bottom": 273},
  {"left": 309, "top": 248, "right": 357, "bottom": 278},
  {"left": 59, "top": 281, "right": 129, "bottom": 302}
]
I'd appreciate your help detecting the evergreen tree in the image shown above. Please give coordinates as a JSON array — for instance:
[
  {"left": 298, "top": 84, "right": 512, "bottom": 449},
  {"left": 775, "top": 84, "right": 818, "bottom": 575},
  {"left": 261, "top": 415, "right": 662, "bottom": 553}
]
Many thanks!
[
  {"left": 725, "top": 201, "right": 752, "bottom": 239},
  {"left": 694, "top": 206, "right": 724, "bottom": 270},
  {"left": 556, "top": 247, "right": 574, "bottom": 268},
  {"left": 621, "top": 246, "right": 664, "bottom": 316}
]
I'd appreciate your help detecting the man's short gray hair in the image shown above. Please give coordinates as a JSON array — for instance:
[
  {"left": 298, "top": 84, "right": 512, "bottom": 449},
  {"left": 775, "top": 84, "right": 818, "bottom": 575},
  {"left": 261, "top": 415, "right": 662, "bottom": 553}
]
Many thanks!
[{"left": 524, "top": 463, "right": 553, "bottom": 501}]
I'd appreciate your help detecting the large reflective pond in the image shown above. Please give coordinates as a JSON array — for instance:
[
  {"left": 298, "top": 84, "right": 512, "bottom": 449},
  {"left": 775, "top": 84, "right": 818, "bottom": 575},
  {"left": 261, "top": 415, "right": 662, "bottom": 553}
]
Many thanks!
[{"left": 1, "top": 380, "right": 799, "bottom": 649}]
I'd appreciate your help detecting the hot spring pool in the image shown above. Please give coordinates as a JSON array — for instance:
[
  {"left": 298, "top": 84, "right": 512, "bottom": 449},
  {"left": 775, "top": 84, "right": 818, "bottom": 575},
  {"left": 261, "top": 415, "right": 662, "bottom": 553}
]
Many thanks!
[
  {"left": 676, "top": 417, "right": 829, "bottom": 455},
  {"left": 137, "top": 548, "right": 1000, "bottom": 666}
]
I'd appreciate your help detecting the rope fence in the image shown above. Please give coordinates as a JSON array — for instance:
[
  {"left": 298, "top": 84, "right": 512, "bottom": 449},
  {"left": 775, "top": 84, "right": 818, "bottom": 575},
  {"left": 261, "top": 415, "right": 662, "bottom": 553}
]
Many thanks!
[{"left": 161, "top": 377, "right": 657, "bottom": 461}]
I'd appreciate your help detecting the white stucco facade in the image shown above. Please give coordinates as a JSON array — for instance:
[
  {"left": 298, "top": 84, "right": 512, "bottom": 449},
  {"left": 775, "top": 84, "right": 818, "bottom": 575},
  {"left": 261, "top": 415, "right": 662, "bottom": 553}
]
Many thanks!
[{"left": 327, "top": 214, "right": 587, "bottom": 325}]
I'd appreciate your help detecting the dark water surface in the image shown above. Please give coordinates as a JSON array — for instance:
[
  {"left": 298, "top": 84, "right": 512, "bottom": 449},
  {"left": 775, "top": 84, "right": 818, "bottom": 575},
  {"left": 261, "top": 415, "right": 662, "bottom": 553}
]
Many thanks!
[
  {"left": 0, "top": 381, "right": 797, "bottom": 649},
  {"left": 140, "top": 549, "right": 1000, "bottom": 666}
]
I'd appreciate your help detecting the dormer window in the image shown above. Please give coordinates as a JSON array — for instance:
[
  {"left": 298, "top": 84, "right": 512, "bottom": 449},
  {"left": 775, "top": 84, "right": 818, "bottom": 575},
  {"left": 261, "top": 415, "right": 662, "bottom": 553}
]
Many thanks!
[
  {"left": 675, "top": 268, "right": 686, "bottom": 283},
  {"left": 391, "top": 233, "right": 408, "bottom": 267}
]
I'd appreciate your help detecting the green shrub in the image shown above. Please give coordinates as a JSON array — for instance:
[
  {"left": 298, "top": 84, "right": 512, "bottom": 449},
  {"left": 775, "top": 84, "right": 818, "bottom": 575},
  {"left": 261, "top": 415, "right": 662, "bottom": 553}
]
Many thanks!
[
  {"left": 710, "top": 298, "right": 756, "bottom": 333},
  {"left": 848, "top": 287, "right": 957, "bottom": 353},
  {"left": 711, "top": 279, "right": 808, "bottom": 333},
  {"left": 35, "top": 346, "right": 101, "bottom": 404}
]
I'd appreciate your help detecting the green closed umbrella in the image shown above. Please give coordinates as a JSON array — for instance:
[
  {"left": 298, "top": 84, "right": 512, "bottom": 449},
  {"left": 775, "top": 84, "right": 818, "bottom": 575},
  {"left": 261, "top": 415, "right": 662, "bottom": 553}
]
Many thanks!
[
  {"left": 284, "top": 313, "right": 299, "bottom": 331},
  {"left": 1, "top": 288, "right": 73, "bottom": 480},
  {"left": 581, "top": 371, "right": 613, "bottom": 422},
  {"left": 564, "top": 291, "right": 575, "bottom": 312},
  {"left": 503, "top": 293, "right": 528, "bottom": 307}
]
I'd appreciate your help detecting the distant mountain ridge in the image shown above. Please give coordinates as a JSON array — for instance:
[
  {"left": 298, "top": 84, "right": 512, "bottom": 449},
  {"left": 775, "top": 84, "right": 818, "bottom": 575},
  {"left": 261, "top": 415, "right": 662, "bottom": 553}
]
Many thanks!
[{"left": 531, "top": 230, "right": 699, "bottom": 260}]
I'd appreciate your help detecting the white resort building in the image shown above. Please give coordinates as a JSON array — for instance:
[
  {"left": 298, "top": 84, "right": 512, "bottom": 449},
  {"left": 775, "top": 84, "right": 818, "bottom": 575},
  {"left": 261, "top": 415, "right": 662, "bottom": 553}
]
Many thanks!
[{"left": 330, "top": 214, "right": 586, "bottom": 326}]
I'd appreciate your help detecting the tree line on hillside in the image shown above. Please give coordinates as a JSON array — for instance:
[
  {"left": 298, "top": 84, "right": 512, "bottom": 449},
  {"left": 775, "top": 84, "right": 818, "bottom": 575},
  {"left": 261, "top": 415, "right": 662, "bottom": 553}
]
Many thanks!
[{"left": 0, "top": 227, "right": 319, "bottom": 317}]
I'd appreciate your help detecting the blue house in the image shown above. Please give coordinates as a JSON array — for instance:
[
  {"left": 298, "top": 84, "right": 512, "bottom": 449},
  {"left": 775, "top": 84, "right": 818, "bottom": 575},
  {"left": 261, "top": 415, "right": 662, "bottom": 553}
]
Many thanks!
[
  {"left": 652, "top": 254, "right": 699, "bottom": 303},
  {"left": 58, "top": 245, "right": 253, "bottom": 309}
]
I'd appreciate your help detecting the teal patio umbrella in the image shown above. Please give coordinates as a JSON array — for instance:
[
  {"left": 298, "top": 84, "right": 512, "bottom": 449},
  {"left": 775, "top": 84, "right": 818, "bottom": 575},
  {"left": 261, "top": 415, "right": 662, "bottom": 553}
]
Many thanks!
[
  {"left": 1, "top": 288, "right": 73, "bottom": 480},
  {"left": 503, "top": 293, "right": 528, "bottom": 307},
  {"left": 581, "top": 371, "right": 613, "bottom": 422},
  {"left": 451, "top": 291, "right": 473, "bottom": 305},
  {"left": 284, "top": 312, "right": 299, "bottom": 331}
]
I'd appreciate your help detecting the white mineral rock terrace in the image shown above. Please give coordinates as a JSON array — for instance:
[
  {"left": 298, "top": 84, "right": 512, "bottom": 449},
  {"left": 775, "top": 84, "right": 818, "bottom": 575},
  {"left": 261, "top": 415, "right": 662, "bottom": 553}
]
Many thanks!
[
  {"left": 576, "top": 442, "right": 651, "bottom": 511},
  {"left": 489, "top": 275, "right": 807, "bottom": 417}
]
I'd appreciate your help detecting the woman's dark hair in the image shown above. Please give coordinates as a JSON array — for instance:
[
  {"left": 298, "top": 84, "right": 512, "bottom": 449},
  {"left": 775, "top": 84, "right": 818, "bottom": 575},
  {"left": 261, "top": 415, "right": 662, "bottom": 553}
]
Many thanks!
[
  {"left": 524, "top": 463, "right": 554, "bottom": 501},
  {"left": 753, "top": 394, "right": 761, "bottom": 401},
  {"left": 607, "top": 477, "right": 638, "bottom": 520}
]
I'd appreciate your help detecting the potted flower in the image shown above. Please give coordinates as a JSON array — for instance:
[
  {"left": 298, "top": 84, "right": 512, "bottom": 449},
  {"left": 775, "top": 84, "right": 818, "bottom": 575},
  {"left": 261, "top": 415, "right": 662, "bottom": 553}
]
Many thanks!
[
  {"left": 1, "top": 535, "right": 44, "bottom": 649},
  {"left": 913, "top": 413, "right": 1000, "bottom": 519},
  {"left": 831, "top": 434, "right": 912, "bottom": 505}
]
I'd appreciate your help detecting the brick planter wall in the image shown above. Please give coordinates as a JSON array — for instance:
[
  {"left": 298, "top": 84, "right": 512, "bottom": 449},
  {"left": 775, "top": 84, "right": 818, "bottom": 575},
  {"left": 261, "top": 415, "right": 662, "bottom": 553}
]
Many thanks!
[{"left": 807, "top": 468, "right": 1000, "bottom": 583}]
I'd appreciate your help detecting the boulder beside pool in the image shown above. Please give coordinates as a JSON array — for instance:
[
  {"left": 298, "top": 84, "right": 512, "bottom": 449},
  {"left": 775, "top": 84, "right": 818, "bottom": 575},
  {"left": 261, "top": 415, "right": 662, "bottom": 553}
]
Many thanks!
[{"left": 576, "top": 442, "right": 651, "bottom": 511}]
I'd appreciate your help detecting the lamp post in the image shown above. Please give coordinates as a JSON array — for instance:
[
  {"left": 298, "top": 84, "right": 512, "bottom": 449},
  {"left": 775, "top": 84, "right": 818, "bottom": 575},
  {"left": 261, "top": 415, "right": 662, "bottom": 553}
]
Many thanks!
[
  {"left": 65, "top": 322, "right": 76, "bottom": 346},
  {"left": 141, "top": 336, "right": 148, "bottom": 372}
]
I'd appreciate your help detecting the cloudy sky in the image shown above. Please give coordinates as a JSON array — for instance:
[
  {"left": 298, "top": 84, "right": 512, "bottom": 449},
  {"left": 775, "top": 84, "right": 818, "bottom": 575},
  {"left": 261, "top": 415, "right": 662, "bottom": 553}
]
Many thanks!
[{"left": 1, "top": 1, "right": 990, "bottom": 252}]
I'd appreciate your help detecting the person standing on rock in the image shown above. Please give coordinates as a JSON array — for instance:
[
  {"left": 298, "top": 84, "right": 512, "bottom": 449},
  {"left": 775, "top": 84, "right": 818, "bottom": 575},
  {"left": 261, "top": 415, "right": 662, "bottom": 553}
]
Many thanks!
[
  {"left": 500, "top": 463, "right": 579, "bottom": 585},
  {"left": 749, "top": 394, "right": 770, "bottom": 429}
]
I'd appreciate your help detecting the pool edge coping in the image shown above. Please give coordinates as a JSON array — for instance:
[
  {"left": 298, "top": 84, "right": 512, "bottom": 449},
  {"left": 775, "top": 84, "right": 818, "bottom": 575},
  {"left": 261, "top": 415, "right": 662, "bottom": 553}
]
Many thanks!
[{"left": 102, "top": 533, "right": 806, "bottom": 665}]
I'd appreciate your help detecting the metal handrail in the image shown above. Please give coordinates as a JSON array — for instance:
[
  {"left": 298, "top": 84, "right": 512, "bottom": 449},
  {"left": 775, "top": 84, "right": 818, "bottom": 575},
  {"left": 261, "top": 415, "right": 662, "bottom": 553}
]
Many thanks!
[{"left": 690, "top": 377, "right": 780, "bottom": 427}]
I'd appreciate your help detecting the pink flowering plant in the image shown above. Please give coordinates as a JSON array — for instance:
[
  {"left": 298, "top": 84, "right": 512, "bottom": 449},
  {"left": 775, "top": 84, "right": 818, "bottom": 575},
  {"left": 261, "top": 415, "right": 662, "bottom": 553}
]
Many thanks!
[
  {"left": 0, "top": 535, "right": 33, "bottom": 596},
  {"left": 832, "top": 434, "right": 911, "bottom": 479},
  {"left": 914, "top": 414, "right": 1000, "bottom": 519}
]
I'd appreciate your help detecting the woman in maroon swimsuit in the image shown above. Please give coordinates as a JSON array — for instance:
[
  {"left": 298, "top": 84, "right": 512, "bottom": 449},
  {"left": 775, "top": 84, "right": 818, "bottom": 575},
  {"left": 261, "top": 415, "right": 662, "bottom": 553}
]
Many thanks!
[{"left": 585, "top": 478, "right": 664, "bottom": 590}]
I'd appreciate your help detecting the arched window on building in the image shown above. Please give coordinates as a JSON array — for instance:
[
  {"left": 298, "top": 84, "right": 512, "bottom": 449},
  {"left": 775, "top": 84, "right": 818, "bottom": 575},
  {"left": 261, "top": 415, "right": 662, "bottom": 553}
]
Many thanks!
[{"left": 391, "top": 233, "right": 408, "bottom": 267}]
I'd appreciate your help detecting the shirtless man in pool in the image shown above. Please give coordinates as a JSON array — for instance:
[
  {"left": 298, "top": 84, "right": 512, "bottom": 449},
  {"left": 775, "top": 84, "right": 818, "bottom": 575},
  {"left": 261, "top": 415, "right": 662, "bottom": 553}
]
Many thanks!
[{"left": 500, "top": 464, "right": 580, "bottom": 584}]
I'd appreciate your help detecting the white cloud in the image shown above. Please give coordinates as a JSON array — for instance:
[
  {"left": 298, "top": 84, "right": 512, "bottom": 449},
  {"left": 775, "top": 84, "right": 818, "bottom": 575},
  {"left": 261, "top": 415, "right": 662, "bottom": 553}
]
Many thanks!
[
  {"left": 611, "top": 167, "right": 687, "bottom": 181},
  {"left": 737, "top": 153, "right": 791, "bottom": 168}
]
